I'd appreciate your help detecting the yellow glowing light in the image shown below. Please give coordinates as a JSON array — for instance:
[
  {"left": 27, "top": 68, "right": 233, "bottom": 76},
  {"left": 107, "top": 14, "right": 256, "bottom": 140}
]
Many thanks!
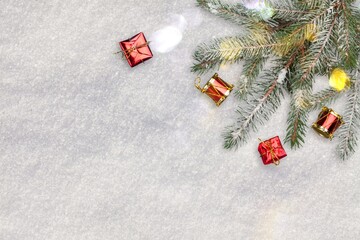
[{"left": 329, "top": 68, "right": 351, "bottom": 91}]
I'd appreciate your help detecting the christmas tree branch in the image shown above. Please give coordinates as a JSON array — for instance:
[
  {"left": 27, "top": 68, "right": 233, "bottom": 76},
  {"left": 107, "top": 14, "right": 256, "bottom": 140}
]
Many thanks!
[
  {"left": 298, "top": 0, "right": 326, "bottom": 9},
  {"left": 337, "top": 0, "right": 359, "bottom": 68},
  {"left": 224, "top": 68, "right": 284, "bottom": 149},
  {"left": 296, "top": 10, "right": 339, "bottom": 88},
  {"left": 308, "top": 88, "right": 341, "bottom": 110},
  {"left": 337, "top": 71, "right": 360, "bottom": 160},
  {"left": 271, "top": 0, "right": 313, "bottom": 21},
  {"left": 236, "top": 56, "right": 267, "bottom": 99},
  {"left": 196, "top": 0, "right": 257, "bottom": 26},
  {"left": 285, "top": 89, "right": 311, "bottom": 148},
  {"left": 283, "top": 46, "right": 312, "bottom": 148},
  {"left": 191, "top": 59, "right": 221, "bottom": 75},
  {"left": 273, "top": 8, "right": 310, "bottom": 14},
  {"left": 191, "top": 35, "right": 280, "bottom": 74},
  {"left": 340, "top": 0, "right": 352, "bottom": 65},
  {"left": 273, "top": 3, "right": 337, "bottom": 65}
]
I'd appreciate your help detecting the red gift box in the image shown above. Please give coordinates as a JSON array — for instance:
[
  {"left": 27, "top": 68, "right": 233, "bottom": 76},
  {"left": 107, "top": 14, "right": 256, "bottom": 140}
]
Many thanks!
[
  {"left": 258, "top": 136, "right": 287, "bottom": 165},
  {"left": 119, "top": 32, "right": 153, "bottom": 67}
]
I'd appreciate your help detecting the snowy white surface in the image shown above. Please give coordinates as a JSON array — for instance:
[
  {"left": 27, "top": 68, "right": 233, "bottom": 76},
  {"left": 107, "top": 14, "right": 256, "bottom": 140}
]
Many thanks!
[{"left": 1, "top": 1, "right": 360, "bottom": 239}]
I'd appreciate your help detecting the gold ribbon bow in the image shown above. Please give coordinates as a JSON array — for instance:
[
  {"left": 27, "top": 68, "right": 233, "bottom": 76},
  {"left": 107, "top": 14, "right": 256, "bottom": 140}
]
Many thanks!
[
  {"left": 115, "top": 41, "right": 150, "bottom": 58},
  {"left": 123, "top": 42, "right": 149, "bottom": 58}
]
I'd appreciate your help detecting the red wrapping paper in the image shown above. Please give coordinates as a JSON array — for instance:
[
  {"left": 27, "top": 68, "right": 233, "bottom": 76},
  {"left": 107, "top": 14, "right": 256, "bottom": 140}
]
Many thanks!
[
  {"left": 258, "top": 136, "right": 287, "bottom": 165},
  {"left": 204, "top": 74, "right": 233, "bottom": 105},
  {"left": 312, "top": 107, "right": 344, "bottom": 139},
  {"left": 119, "top": 32, "right": 153, "bottom": 67}
]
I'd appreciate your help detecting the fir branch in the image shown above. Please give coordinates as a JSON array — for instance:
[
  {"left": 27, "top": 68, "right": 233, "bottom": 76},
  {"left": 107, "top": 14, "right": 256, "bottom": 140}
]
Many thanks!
[
  {"left": 273, "top": 25, "right": 307, "bottom": 57},
  {"left": 224, "top": 67, "right": 284, "bottom": 149},
  {"left": 284, "top": 46, "right": 312, "bottom": 148},
  {"left": 340, "top": 0, "right": 352, "bottom": 65},
  {"left": 273, "top": 3, "right": 336, "bottom": 63},
  {"left": 298, "top": 0, "right": 326, "bottom": 9},
  {"left": 271, "top": 0, "right": 314, "bottom": 21},
  {"left": 273, "top": 8, "right": 310, "bottom": 15},
  {"left": 196, "top": 0, "right": 257, "bottom": 27},
  {"left": 296, "top": 9, "right": 339, "bottom": 88},
  {"left": 191, "top": 34, "right": 282, "bottom": 74},
  {"left": 337, "top": 72, "right": 360, "bottom": 160},
  {"left": 308, "top": 88, "right": 341, "bottom": 110},
  {"left": 191, "top": 59, "right": 221, "bottom": 75},
  {"left": 285, "top": 89, "right": 311, "bottom": 148},
  {"left": 236, "top": 56, "right": 267, "bottom": 99},
  {"left": 337, "top": 0, "right": 359, "bottom": 68}
]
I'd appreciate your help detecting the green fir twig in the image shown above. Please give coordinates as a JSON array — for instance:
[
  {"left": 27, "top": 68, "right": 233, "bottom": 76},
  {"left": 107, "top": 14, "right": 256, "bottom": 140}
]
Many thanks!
[{"left": 337, "top": 70, "right": 360, "bottom": 160}]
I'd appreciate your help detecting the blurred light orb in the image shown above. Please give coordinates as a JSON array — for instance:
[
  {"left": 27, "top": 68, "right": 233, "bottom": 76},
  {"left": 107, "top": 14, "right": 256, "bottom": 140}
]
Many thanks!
[
  {"left": 182, "top": 8, "right": 203, "bottom": 28},
  {"left": 243, "top": 0, "right": 266, "bottom": 10},
  {"left": 243, "top": 0, "right": 274, "bottom": 20},
  {"left": 171, "top": 14, "right": 187, "bottom": 31},
  {"left": 150, "top": 26, "right": 183, "bottom": 53}
]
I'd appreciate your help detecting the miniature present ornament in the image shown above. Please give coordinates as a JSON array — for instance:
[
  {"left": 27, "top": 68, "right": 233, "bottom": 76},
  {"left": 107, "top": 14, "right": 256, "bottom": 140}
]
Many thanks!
[
  {"left": 312, "top": 106, "right": 344, "bottom": 139},
  {"left": 119, "top": 32, "right": 153, "bottom": 67},
  {"left": 195, "top": 73, "right": 234, "bottom": 106},
  {"left": 258, "top": 136, "right": 287, "bottom": 165}
]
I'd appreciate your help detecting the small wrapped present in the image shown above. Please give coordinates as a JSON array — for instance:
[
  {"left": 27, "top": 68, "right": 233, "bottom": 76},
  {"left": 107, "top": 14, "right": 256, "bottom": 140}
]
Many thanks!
[
  {"left": 195, "top": 73, "right": 234, "bottom": 106},
  {"left": 258, "top": 136, "right": 287, "bottom": 165},
  {"left": 119, "top": 32, "right": 153, "bottom": 67},
  {"left": 312, "top": 106, "right": 344, "bottom": 139}
]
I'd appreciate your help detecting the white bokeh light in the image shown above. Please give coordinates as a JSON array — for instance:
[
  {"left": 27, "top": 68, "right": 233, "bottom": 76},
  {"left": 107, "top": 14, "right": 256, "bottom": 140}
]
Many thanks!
[
  {"left": 149, "top": 11, "right": 203, "bottom": 53},
  {"left": 149, "top": 26, "right": 183, "bottom": 53}
]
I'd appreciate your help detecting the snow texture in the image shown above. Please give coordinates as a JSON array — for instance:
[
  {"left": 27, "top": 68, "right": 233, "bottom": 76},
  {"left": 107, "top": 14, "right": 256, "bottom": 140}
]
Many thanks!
[{"left": 1, "top": 0, "right": 360, "bottom": 239}]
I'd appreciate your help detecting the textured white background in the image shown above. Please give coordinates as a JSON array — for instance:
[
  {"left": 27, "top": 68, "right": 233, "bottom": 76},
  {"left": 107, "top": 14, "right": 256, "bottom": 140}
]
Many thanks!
[{"left": 1, "top": 0, "right": 360, "bottom": 239}]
